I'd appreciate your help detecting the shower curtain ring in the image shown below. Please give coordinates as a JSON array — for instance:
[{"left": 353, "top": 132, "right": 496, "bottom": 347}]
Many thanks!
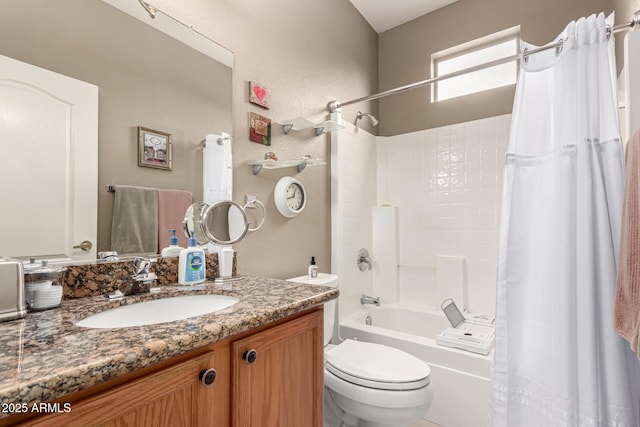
[
  {"left": 523, "top": 48, "right": 530, "bottom": 63},
  {"left": 555, "top": 39, "right": 564, "bottom": 55},
  {"left": 633, "top": 11, "right": 640, "bottom": 29}
]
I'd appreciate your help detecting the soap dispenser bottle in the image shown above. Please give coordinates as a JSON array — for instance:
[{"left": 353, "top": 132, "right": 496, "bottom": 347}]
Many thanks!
[
  {"left": 308, "top": 256, "right": 318, "bottom": 278},
  {"left": 161, "top": 229, "right": 184, "bottom": 257},
  {"left": 178, "top": 232, "right": 206, "bottom": 285}
]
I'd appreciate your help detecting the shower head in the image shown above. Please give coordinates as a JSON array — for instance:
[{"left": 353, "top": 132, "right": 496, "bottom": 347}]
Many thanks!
[{"left": 356, "top": 111, "right": 379, "bottom": 127}]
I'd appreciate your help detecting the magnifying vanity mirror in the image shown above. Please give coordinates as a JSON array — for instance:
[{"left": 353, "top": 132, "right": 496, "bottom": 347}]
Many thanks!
[
  {"left": 182, "top": 200, "right": 266, "bottom": 247},
  {"left": 200, "top": 201, "right": 250, "bottom": 246}
]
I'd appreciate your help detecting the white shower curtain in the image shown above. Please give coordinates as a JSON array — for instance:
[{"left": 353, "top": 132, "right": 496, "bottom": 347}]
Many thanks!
[{"left": 492, "top": 13, "right": 640, "bottom": 426}]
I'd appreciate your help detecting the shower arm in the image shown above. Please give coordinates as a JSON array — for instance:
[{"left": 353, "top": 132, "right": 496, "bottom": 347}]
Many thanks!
[
  {"left": 328, "top": 10, "right": 640, "bottom": 113},
  {"left": 356, "top": 111, "right": 379, "bottom": 126}
]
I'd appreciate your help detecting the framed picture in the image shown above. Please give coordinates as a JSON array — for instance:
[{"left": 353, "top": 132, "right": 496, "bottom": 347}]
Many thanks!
[
  {"left": 249, "top": 112, "right": 271, "bottom": 146},
  {"left": 249, "top": 81, "right": 271, "bottom": 109},
  {"left": 138, "top": 126, "right": 172, "bottom": 170}
]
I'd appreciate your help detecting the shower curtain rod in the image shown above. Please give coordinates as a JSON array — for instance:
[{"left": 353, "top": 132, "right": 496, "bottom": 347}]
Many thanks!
[{"left": 327, "top": 10, "right": 640, "bottom": 113}]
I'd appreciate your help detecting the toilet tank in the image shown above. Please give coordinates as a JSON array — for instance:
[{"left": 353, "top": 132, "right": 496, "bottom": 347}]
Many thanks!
[{"left": 287, "top": 273, "right": 338, "bottom": 347}]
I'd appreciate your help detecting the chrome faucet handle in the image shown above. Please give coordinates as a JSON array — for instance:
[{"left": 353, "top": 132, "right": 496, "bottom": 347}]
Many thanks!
[
  {"left": 98, "top": 251, "right": 119, "bottom": 261},
  {"left": 357, "top": 248, "right": 373, "bottom": 271},
  {"left": 133, "top": 257, "right": 154, "bottom": 276},
  {"left": 132, "top": 257, "right": 157, "bottom": 285},
  {"left": 107, "top": 257, "right": 156, "bottom": 299}
]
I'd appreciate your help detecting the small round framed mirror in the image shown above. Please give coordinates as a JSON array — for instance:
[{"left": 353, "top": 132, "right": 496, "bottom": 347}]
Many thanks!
[{"left": 199, "top": 200, "right": 249, "bottom": 245}]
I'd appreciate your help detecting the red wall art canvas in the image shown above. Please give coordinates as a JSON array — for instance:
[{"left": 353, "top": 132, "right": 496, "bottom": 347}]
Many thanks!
[
  {"left": 249, "top": 81, "right": 271, "bottom": 109},
  {"left": 249, "top": 112, "right": 271, "bottom": 146}
]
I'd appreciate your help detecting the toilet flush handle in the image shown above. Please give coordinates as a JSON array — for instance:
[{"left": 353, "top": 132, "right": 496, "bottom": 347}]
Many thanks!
[{"left": 243, "top": 349, "right": 258, "bottom": 365}]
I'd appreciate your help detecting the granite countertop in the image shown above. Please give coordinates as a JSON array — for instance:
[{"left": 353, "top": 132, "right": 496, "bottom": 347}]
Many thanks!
[{"left": 0, "top": 276, "right": 338, "bottom": 415}]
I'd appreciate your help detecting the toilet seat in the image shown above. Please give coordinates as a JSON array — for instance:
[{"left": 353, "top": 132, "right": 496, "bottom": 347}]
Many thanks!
[{"left": 325, "top": 339, "right": 431, "bottom": 391}]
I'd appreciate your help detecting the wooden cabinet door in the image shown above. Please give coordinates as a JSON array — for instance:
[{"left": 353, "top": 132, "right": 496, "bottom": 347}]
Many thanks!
[
  {"left": 22, "top": 350, "right": 222, "bottom": 427},
  {"left": 232, "top": 309, "right": 324, "bottom": 427}
]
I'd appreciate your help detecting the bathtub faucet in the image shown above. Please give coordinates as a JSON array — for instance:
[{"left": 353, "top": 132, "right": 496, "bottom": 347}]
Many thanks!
[{"left": 360, "top": 294, "right": 380, "bottom": 306}]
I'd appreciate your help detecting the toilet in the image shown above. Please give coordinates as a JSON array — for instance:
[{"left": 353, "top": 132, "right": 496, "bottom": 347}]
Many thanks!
[{"left": 288, "top": 273, "right": 434, "bottom": 427}]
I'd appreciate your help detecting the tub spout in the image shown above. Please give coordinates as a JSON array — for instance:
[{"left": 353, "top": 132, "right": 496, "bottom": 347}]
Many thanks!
[{"left": 360, "top": 294, "right": 380, "bottom": 306}]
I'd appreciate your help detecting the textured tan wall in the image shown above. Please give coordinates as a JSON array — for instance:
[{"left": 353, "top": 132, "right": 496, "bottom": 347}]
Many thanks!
[
  {"left": 128, "top": 0, "right": 379, "bottom": 279},
  {"left": 378, "top": 0, "right": 614, "bottom": 136}
]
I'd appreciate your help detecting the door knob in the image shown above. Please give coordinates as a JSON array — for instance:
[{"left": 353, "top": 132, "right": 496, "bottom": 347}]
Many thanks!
[
  {"left": 73, "top": 240, "right": 93, "bottom": 251},
  {"left": 199, "top": 368, "right": 217, "bottom": 386},
  {"left": 242, "top": 349, "right": 258, "bottom": 364}
]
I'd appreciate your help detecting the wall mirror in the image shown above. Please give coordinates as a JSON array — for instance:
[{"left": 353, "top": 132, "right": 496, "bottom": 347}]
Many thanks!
[{"left": 0, "top": 0, "right": 233, "bottom": 261}]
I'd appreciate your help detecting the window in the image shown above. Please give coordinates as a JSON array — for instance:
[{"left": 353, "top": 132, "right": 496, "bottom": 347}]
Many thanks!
[{"left": 432, "top": 27, "right": 520, "bottom": 102}]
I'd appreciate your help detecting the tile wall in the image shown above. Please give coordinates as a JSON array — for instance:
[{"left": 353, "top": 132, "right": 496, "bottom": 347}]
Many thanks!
[{"left": 377, "top": 114, "right": 511, "bottom": 315}]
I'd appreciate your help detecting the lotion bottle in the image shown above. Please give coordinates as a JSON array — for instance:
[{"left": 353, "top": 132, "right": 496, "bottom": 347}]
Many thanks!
[
  {"left": 178, "top": 232, "right": 206, "bottom": 285},
  {"left": 308, "top": 256, "right": 318, "bottom": 278},
  {"left": 161, "top": 229, "right": 184, "bottom": 257}
]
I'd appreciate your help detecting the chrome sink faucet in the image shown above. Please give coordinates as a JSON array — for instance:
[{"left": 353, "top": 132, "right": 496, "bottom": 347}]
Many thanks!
[
  {"left": 109, "top": 257, "right": 158, "bottom": 299},
  {"left": 360, "top": 294, "right": 380, "bottom": 306}
]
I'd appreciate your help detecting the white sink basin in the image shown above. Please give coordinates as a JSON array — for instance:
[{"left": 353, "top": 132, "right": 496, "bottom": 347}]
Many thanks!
[{"left": 75, "top": 295, "right": 239, "bottom": 328}]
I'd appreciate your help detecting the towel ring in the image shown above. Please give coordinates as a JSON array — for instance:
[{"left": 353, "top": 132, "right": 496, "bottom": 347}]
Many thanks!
[{"left": 243, "top": 199, "right": 266, "bottom": 232}]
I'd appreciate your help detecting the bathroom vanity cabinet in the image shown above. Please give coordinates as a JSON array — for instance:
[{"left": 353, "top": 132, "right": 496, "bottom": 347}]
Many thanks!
[
  {"left": 13, "top": 308, "right": 323, "bottom": 427},
  {"left": 16, "top": 350, "right": 221, "bottom": 427},
  {"left": 232, "top": 307, "right": 323, "bottom": 426}
]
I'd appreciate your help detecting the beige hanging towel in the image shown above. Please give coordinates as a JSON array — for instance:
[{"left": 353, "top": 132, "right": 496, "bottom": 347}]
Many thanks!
[
  {"left": 110, "top": 185, "right": 159, "bottom": 255},
  {"left": 615, "top": 129, "right": 640, "bottom": 352}
]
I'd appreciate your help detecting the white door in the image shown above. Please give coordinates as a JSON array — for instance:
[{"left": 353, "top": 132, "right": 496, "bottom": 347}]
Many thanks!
[{"left": 0, "top": 54, "right": 98, "bottom": 261}]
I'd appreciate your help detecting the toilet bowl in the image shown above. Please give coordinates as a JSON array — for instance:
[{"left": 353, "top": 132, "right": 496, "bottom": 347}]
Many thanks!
[
  {"left": 288, "top": 274, "right": 434, "bottom": 427},
  {"left": 324, "top": 339, "right": 433, "bottom": 427}
]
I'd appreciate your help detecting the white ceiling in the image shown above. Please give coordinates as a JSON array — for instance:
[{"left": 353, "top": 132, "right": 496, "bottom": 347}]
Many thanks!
[{"left": 349, "top": 0, "right": 460, "bottom": 33}]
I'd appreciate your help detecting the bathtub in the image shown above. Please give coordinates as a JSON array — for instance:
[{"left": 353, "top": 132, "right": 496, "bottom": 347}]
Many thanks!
[{"left": 339, "top": 304, "right": 491, "bottom": 427}]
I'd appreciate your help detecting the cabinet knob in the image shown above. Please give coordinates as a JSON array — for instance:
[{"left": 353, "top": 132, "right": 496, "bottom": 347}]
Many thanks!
[
  {"left": 199, "top": 368, "right": 217, "bottom": 386},
  {"left": 242, "top": 349, "right": 258, "bottom": 364}
]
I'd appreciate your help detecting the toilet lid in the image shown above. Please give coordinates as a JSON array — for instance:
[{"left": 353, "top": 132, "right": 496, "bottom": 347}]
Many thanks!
[{"left": 325, "top": 339, "right": 431, "bottom": 391}]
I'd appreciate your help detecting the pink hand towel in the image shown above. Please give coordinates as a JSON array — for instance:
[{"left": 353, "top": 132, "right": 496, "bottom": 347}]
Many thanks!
[
  {"left": 615, "top": 129, "right": 640, "bottom": 352},
  {"left": 157, "top": 189, "right": 193, "bottom": 251}
]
